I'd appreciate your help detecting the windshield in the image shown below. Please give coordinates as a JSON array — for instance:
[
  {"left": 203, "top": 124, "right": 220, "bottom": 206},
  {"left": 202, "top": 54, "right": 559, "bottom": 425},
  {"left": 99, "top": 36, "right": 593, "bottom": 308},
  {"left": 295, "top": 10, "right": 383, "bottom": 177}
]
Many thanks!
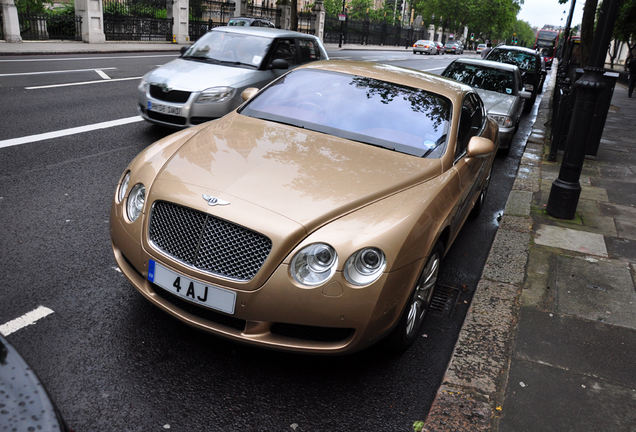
[
  {"left": 240, "top": 69, "right": 451, "bottom": 158},
  {"left": 443, "top": 63, "right": 515, "bottom": 95},
  {"left": 487, "top": 49, "right": 538, "bottom": 72},
  {"left": 181, "top": 31, "right": 271, "bottom": 68}
]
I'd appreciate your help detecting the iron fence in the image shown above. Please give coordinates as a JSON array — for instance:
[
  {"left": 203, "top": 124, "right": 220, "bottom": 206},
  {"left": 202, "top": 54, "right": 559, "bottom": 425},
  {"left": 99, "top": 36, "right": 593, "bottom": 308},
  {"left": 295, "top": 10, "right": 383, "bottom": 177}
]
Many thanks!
[
  {"left": 324, "top": 15, "right": 426, "bottom": 47},
  {"left": 0, "top": 10, "right": 4, "bottom": 40},
  {"left": 296, "top": 11, "right": 315, "bottom": 35},
  {"left": 18, "top": 13, "right": 82, "bottom": 40},
  {"left": 103, "top": 0, "right": 172, "bottom": 41},
  {"left": 189, "top": 0, "right": 235, "bottom": 41},
  {"left": 246, "top": 4, "right": 280, "bottom": 26}
]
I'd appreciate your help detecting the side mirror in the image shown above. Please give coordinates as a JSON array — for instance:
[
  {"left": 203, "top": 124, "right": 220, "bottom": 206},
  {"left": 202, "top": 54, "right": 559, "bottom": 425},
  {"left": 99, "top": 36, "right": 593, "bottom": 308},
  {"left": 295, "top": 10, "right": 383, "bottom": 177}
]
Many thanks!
[
  {"left": 241, "top": 87, "right": 259, "bottom": 101},
  {"left": 270, "top": 59, "right": 289, "bottom": 70},
  {"left": 180, "top": 46, "right": 189, "bottom": 56},
  {"left": 519, "top": 89, "right": 532, "bottom": 99},
  {"left": 466, "top": 136, "right": 495, "bottom": 158}
]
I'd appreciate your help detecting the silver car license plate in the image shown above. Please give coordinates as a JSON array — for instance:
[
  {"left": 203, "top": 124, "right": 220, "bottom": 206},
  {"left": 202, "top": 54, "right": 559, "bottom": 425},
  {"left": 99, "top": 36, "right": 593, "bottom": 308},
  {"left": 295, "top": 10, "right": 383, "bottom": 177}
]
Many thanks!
[
  {"left": 148, "top": 101, "right": 182, "bottom": 116},
  {"left": 148, "top": 260, "right": 236, "bottom": 314}
]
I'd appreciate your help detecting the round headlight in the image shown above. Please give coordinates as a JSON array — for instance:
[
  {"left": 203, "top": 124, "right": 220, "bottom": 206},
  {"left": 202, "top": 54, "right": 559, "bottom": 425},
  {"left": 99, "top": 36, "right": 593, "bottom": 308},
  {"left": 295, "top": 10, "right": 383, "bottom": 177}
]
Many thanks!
[
  {"left": 291, "top": 243, "right": 338, "bottom": 286},
  {"left": 126, "top": 183, "right": 145, "bottom": 222},
  {"left": 344, "top": 248, "right": 386, "bottom": 286},
  {"left": 117, "top": 171, "right": 131, "bottom": 203}
]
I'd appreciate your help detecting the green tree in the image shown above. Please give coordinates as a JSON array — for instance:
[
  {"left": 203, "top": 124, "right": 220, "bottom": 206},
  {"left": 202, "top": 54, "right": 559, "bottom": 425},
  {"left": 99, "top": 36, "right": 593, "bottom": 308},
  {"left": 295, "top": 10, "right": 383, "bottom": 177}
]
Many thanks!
[{"left": 615, "top": 0, "right": 636, "bottom": 61}]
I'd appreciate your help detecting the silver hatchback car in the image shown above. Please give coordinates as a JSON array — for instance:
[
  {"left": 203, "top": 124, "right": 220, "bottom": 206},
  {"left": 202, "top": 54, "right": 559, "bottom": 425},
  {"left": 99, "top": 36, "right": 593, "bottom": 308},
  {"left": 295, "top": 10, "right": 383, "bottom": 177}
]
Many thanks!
[{"left": 138, "top": 27, "right": 328, "bottom": 128}]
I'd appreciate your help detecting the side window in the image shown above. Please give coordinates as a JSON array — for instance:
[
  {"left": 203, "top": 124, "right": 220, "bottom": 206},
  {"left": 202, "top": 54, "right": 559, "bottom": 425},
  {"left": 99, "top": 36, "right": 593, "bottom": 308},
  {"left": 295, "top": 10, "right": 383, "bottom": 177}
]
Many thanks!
[
  {"left": 298, "top": 39, "right": 322, "bottom": 63},
  {"left": 455, "top": 94, "right": 485, "bottom": 160},
  {"left": 272, "top": 39, "right": 297, "bottom": 66}
]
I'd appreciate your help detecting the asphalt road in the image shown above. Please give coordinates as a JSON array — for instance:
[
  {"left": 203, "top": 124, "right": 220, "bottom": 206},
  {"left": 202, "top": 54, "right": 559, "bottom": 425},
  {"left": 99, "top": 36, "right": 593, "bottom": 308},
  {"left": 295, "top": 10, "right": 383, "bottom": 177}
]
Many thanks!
[{"left": 0, "top": 50, "right": 542, "bottom": 431}]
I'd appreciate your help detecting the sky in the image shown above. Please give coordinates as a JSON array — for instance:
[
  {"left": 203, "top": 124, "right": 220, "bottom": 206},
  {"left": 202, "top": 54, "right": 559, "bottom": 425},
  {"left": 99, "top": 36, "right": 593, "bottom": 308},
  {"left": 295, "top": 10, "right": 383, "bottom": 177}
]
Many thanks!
[{"left": 517, "top": 0, "right": 585, "bottom": 29}]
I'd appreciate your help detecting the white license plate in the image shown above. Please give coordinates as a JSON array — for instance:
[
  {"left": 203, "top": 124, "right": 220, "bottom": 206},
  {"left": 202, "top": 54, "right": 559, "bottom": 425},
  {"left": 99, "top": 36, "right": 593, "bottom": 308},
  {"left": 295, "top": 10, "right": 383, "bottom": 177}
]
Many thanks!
[
  {"left": 147, "top": 101, "right": 182, "bottom": 116},
  {"left": 148, "top": 260, "right": 236, "bottom": 314}
]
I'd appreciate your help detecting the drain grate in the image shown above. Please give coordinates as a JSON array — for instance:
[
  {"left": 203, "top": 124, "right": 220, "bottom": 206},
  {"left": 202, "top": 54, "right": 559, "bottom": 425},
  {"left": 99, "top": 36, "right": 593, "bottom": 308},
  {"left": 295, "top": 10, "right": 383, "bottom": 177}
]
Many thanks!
[{"left": 428, "top": 284, "right": 461, "bottom": 318}]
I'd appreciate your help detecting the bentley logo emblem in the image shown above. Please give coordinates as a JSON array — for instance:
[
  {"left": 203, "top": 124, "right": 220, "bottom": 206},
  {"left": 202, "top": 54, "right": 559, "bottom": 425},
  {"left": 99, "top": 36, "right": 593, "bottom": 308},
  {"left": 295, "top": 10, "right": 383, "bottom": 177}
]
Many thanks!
[
  {"left": 161, "top": 84, "right": 172, "bottom": 93},
  {"left": 203, "top": 194, "right": 230, "bottom": 206}
]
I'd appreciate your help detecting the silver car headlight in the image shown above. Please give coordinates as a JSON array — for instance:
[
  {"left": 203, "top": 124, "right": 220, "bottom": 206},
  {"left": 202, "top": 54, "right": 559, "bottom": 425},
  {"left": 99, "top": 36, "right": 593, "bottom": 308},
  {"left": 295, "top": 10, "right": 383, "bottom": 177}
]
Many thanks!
[
  {"left": 138, "top": 74, "right": 149, "bottom": 93},
  {"left": 344, "top": 248, "right": 386, "bottom": 286},
  {"left": 117, "top": 171, "right": 131, "bottom": 203},
  {"left": 489, "top": 114, "right": 514, "bottom": 128},
  {"left": 196, "top": 87, "right": 236, "bottom": 104},
  {"left": 291, "top": 243, "right": 338, "bottom": 286},
  {"left": 126, "top": 183, "right": 145, "bottom": 222}
]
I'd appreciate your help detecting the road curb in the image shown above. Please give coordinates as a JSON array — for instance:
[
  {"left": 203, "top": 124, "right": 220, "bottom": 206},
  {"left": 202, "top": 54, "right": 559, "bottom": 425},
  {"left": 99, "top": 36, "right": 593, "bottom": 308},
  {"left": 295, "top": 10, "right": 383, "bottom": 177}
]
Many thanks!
[{"left": 422, "top": 64, "right": 559, "bottom": 432}]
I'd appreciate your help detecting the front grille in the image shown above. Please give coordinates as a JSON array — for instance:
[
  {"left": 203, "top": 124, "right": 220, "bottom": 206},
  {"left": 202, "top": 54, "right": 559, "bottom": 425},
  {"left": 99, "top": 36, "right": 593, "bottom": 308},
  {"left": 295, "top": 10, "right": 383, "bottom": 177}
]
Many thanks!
[
  {"left": 147, "top": 111, "right": 187, "bottom": 126},
  {"left": 153, "top": 284, "right": 246, "bottom": 331},
  {"left": 149, "top": 85, "right": 191, "bottom": 103},
  {"left": 270, "top": 323, "right": 354, "bottom": 342},
  {"left": 149, "top": 201, "right": 272, "bottom": 281}
]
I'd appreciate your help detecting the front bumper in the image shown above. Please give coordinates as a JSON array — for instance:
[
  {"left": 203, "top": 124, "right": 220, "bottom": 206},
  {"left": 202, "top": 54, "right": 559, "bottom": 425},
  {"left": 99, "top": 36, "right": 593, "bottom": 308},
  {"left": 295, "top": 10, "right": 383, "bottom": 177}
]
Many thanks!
[
  {"left": 110, "top": 202, "right": 423, "bottom": 355},
  {"left": 138, "top": 88, "right": 242, "bottom": 128}
]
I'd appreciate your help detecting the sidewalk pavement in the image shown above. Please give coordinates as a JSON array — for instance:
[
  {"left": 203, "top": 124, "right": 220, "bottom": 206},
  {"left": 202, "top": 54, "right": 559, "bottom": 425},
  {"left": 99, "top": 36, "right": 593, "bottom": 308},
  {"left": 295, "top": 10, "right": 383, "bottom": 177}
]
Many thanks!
[
  {"left": 3, "top": 40, "right": 634, "bottom": 431},
  {"left": 423, "top": 65, "right": 636, "bottom": 431}
]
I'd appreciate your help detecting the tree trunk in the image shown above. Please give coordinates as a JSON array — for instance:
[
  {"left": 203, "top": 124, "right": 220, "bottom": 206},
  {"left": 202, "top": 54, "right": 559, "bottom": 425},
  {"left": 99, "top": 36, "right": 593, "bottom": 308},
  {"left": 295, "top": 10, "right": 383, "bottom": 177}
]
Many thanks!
[
  {"left": 291, "top": 0, "right": 298, "bottom": 31},
  {"left": 580, "top": 0, "right": 598, "bottom": 67}
]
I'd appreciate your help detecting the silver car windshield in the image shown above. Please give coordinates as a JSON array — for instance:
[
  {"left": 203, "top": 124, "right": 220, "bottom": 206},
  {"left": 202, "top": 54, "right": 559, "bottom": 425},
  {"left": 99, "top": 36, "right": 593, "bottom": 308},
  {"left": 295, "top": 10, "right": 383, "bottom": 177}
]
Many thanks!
[
  {"left": 443, "top": 63, "right": 515, "bottom": 95},
  {"left": 240, "top": 69, "right": 451, "bottom": 158},
  {"left": 182, "top": 31, "right": 271, "bottom": 68}
]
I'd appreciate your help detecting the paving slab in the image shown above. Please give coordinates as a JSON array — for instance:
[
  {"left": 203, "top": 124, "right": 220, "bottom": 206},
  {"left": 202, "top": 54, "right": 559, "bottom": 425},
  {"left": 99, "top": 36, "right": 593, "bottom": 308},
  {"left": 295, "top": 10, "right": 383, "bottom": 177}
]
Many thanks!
[
  {"left": 555, "top": 255, "right": 636, "bottom": 328},
  {"left": 499, "top": 357, "right": 636, "bottom": 432},
  {"left": 534, "top": 224, "right": 608, "bottom": 257}
]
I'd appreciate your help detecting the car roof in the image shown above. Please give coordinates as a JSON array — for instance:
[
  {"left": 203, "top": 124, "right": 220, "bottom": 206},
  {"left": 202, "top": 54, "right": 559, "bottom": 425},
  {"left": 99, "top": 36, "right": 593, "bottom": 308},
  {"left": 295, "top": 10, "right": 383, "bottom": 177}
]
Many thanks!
[
  {"left": 492, "top": 45, "right": 539, "bottom": 56},
  {"left": 298, "top": 60, "right": 472, "bottom": 102},
  {"left": 212, "top": 26, "right": 315, "bottom": 39},
  {"left": 450, "top": 58, "right": 519, "bottom": 72}
]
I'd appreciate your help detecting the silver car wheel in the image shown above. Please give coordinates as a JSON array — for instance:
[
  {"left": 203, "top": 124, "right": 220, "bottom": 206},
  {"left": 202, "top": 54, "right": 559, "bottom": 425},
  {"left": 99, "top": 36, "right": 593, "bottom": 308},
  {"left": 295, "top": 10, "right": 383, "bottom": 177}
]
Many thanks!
[{"left": 404, "top": 249, "right": 440, "bottom": 339}]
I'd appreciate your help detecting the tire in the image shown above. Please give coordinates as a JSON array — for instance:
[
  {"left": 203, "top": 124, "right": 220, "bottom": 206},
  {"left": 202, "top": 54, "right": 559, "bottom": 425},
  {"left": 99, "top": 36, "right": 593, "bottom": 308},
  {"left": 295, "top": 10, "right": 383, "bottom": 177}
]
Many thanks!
[
  {"left": 386, "top": 241, "right": 444, "bottom": 351},
  {"left": 469, "top": 165, "right": 492, "bottom": 219}
]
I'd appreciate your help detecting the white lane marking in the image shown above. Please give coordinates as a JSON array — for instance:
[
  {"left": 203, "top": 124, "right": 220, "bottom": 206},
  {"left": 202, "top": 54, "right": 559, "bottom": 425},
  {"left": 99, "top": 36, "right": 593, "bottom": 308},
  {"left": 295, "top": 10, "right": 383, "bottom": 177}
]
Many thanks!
[
  {"left": 96, "top": 69, "right": 112, "bottom": 80},
  {"left": 26, "top": 76, "right": 142, "bottom": 89},
  {"left": 0, "top": 54, "right": 178, "bottom": 63},
  {"left": 0, "top": 67, "right": 117, "bottom": 77},
  {"left": 0, "top": 116, "right": 144, "bottom": 149},
  {"left": 0, "top": 306, "right": 54, "bottom": 336}
]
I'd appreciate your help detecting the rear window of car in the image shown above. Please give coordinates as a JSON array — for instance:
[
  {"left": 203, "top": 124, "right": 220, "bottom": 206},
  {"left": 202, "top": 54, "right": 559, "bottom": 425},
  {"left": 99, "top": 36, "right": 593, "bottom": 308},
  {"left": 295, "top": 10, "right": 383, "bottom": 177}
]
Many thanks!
[
  {"left": 240, "top": 68, "right": 452, "bottom": 158},
  {"left": 443, "top": 63, "right": 515, "bottom": 95},
  {"left": 298, "top": 39, "right": 322, "bottom": 62},
  {"left": 487, "top": 49, "right": 538, "bottom": 72}
]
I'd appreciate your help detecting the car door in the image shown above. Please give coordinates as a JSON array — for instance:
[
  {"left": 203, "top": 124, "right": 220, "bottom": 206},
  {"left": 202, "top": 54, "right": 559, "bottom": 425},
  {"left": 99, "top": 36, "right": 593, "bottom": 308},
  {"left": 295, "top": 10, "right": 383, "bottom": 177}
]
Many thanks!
[{"left": 451, "top": 93, "right": 488, "bottom": 232}]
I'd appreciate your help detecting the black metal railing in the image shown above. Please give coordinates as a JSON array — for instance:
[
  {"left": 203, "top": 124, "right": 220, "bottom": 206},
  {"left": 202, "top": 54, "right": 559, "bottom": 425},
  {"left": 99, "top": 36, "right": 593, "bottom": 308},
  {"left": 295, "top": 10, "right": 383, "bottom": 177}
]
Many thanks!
[
  {"left": 103, "top": 0, "right": 172, "bottom": 41},
  {"left": 296, "top": 11, "right": 315, "bottom": 35},
  {"left": 189, "top": 0, "right": 235, "bottom": 41},
  {"left": 246, "top": 4, "right": 280, "bottom": 26},
  {"left": 324, "top": 15, "right": 426, "bottom": 47},
  {"left": 18, "top": 14, "right": 82, "bottom": 40}
]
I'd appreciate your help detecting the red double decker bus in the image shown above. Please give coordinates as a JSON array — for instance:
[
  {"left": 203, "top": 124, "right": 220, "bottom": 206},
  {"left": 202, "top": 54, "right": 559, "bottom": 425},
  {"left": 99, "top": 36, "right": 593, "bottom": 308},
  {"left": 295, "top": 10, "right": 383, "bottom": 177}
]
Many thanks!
[{"left": 534, "top": 28, "right": 559, "bottom": 68}]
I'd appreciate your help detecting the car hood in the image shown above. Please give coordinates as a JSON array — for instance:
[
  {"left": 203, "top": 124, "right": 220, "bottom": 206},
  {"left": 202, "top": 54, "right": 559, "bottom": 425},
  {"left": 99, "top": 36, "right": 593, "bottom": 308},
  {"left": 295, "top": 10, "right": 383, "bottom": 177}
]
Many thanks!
[
  {"left": 150, "top": 112, "right": 443, "bottom": 231},
  {"left": 475, "top": 88, "right": 516, "bottom": 116},
  {"left": 146, "top": 58, "right": 258, "bottom": 91}
]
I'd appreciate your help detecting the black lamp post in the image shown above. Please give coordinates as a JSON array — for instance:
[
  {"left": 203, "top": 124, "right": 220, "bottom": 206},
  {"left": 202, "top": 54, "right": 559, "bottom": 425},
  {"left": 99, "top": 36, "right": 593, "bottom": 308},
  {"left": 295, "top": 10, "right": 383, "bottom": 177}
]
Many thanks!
[
  {"left": 546, "top": 0, "right": 620, "bottom": 219},
  {"left": 338, "top": 0, "right": 346, "bottom": 48}
]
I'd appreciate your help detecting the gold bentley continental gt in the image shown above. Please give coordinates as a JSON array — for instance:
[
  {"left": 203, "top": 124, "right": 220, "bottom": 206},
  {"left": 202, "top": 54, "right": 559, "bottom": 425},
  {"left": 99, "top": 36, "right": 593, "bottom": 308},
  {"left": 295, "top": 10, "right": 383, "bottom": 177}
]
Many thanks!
[{"left": 110, "top": 61, "right": 499, "bottom": 355}]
